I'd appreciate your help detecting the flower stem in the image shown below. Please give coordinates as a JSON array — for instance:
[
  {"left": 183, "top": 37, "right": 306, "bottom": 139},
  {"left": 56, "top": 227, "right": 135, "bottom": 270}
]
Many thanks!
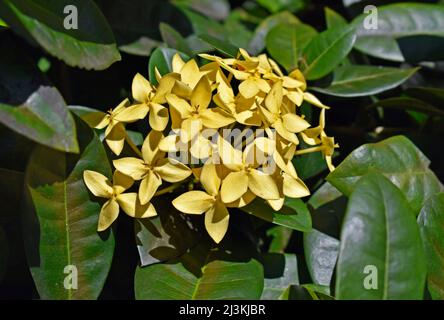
[
  {"left": 154, "top": 182, "right": 182, "bottom": 197},
  {"left": 125, "top": 133, "right": 143, "bottom": 158}
]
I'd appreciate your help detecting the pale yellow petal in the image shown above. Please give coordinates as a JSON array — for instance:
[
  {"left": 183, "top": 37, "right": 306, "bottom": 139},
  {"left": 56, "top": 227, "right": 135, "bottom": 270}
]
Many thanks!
[
  {"left": 255, "top": 78, "right": 271, "bottom": 93},
  {"left": 282, "top": 113, "right": 310, "bottom": 133},
  {"left": 200, "top": 163, "right": 221, "bottom": 196},
  {"left": 220, "top": 170, "right": 249, "bottom": 203},
  {"left": 172, "top": 53, "right": 185, "bottom": 73},
  {"left": 98, "top": 199, "right": 119, "bottom": 231},
  {"left": 286, "top": 90, "right": 304, "bottom": 106},
  {"left": 190, "top": 134, "right": 213, "bottom": 159},
  {"left": 154, "top": 158, "right": 191, "bottom": 183},
  {"left": 152, "top": 72, "right": 180, "bottom": 104},
  {"left": 268, "top": 197, "right": 284, "bottom": 211},
  {"left": 116, "top": 193, "right": 157, "bottom": 218},
  {"left": 180, "top": 118, "right": 202, "bottom": 143},
  {"left": 83, "top": 170, "right": 113, "bottom": 198},
  {"left": 265, "top": 81, "right": 283, "bottom": 114},
  {"left": 172, "top": 191, "right": 215, "bottom": 214},
  {"left": 113, "top": 157, "right": 147, "bottom": 180},
  {"left": 239, "top": 78, "right": 259, "bottom": 99},
  {"left": 303, "top": 92, "right": 329, "bottom": 109},
  {"left": 132, "top": 73, "right": 153, "bottom": 103},
  {"left": 274, "top": 119, "right": 299, "bottom": 145},
  {"left": 289, "top": 69, "right": 307, "bottom": 91},
  {"left": 159, "top": 134, "right": 180, "bottom": 152},
  {"left": 139, "top": 171, "right": 162, "bottom": 205},
  {"left": 165, "top": 93, "right": 192, "bottom": 119},
  {"left": 114, "top": 104, "right": 149, "bottom": 122},
  {"left": 141, "top": 130, "right": 164, "bottom": 164},
  {"left": 82, "top": 112, "right": 108, "bottom": 129},
  {"left": 205, "top": 201, "right": 229, "bottom": 243},
  {"left": 248, "top": 169, "right": 280, "bottom": 200},
  {"left": 191, "top": 76, "right": 212, "bottom": 111},
  {"left": 225, "top": 190, "right": 256, "bottom": 208},
  {"left": 283, "top": 174, "right": 310, "bottom": 198},
  {"left": 200, "top": 108, "right": 235, "bottom": 129},
  {"left": 180, "top": 59, "right": 201, "bottom": 89},
  {"left": 105, "top": 123, "right": 126, "bottom": 155},
  {"left": 217, "top": 137, "right": 243, "bottom": 170},
  {"left": 112, "top": 170, "right": 134, "bottom": 194}
]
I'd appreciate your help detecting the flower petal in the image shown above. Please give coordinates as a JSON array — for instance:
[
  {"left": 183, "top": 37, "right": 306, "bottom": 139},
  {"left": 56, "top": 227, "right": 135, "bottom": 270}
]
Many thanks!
[
  {"left": 113, "top": 157, "right": 147, "bottom": 180},
  {"left": 191, "top": 76, "right": 212, "bottom": 111},
  {"left": 141, "top": 130, "right": 164, "bottom": 164},
  {"left": 172, "top": 53, "right": 185, "bottom": 73},
  {"left": 181, "top": 59, "right": 202, "bottom": 89},
  {"left": 82, "top": 112, "right": 108, "bottom": 129},
  {"left": 200, "top": 108, "right": 235, "bottom": 129},
  {"left": 132, "top": 73, "right": 153, "bottom": 103},
  {"left": 180, "top": 118, "right": 202, "bottom": 143},
  {"left": 116, "top": 193, "right": 157, "bottom": 218},
  {"left": 274, "top": 119, "right": 299, "bottom": 145},
  {"left": 248, "top": 169, "right": 280, "bottom": 200},
  {"left": 282, "top": 113, "right": 310, "bottom": 133},
  {"left": 152, "top": 73, "right": 180, "bottom": 104},
  {"left": 154, "top": 158, "right": 191, "bottom": 183},
  {"left": 112, "top": 170, "right": 134, "bottom": 194},
  {"left": 98, "top": 199, "right": 119, "bottom": 231},
  {"left": 105, "top": 123, "right": 126, "bottom": 156},
  {"left": 172, "top": 191, "right": 215, "bottom": 214},
  {"left": 83, "top": 170, "right": 113, "bottom": 198},
  {"left": 139, "top": 171, "right": 162, "bottom": 205},
  {"left": 283, "top": 174, "right": 310, "bottom": 198},
  {"left": 114, "top": 103, "right": 149, "bottom": 123},
  {"left": 239, "top": 78, "right": 259, "bottom": 99},
  {"left": 265, "top": 81, "right": 283, "bottom": 114},
  {"left": 149, "top": 103, "right": 169, "bottom": 131},
  {"left": 166, "top": 94, "right": 192, "bottom": 119},
  {"left": 205, "top": 201, "right": 229, "bottom": 243},
  {"left": 267, "top": 197, "right": 284, "bottom": 211},
  {"left": 200, "top": 163, "right": 221, "bottom": 196},
  {"left": 220, "top": 170, "right": 249, "bottom": 203}
]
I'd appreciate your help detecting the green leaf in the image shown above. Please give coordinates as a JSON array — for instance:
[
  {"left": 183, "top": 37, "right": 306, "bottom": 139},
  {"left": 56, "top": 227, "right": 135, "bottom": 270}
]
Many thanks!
[
  {"left": 148, "top": 47, "right": 190, "bottom": 85},
  {"left": 302, "top": 25, "right": 356, "bottom": 80},
  {"left": 335, "top": 173, "right": 426, "bottom": 299},
  {"left": 312, "top": 66, "right": 418, "bottom": 97},
  {"left": 23, "top": 117, "right": 115, "bottom": 299},
  {"left": 260, "top": 253, "right": 299, "bottom": 300},
  {"left": 135, "top": 196, "right": 204, "bottom": 266},
  {"left": 240, "top": 198, "right": 312, "bottom": 232},
  {"left": 325, "top": 7, "right": 348, "bottom": 29},
  {"left": 266, "top": 226, "right": 293, "bottom": 253},
  {"left": 173, "top": 0, "right": 230, "bottom": 21},
  {"left": 352, "top": 3, "right": 444, "bottom": 62},
  {"left": 304, "top": 229, "right": 339, "bottom": 286},
  {"left": 176, "top": 6, "right": 226, "bottom": 40},
  {"left": 405, "top": 87, "right": 444, "bottom": 109},
  {"left": 198, "top": 34, "right": 238, "bottom": 57},
  {"left": 418, "top": 193, "right": 444, "bottom": 300},
  {"left": 135, "top": 242, "right": 263, "bottom": 299},
  {"left": 308, "top": 182, "right": 342, "bottom": 210},
  {"left": 159, "top": 22, "right": 192, "bottom": 56},
  {"left": 366, "top": 97, "right": 444, "bottom": 117},
  {"left": 0, "top": 86, "right": 78, "bottom": 153},
  {"left": 397, "top": 35, "right": 444, "bottom": 63},
  {"left": 224, "top": 18, "right": 253, "bottom": 50},
  {"left": 327, "top": 136, "right": 444, "bottom": 213},
  {"left": 257, "top": 0, "right": 306, "bottom": 14},
  {"left": 293, "top": 144, "right": 328, "bottom": 180},
  {"left": 0, "top": 0, "right": 120, "bottom": 70},
  {"left": 119, "top": 37, "right": 161, "bottom": 57},
  {"left": 248, "top": 11, "right": 300, "bottom": 55},
  {"left": 266, "top": 23, "right": 317, "bottom": 71}
]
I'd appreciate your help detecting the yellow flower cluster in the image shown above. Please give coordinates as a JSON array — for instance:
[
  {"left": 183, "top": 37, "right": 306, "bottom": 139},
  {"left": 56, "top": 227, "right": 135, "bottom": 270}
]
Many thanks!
[{"left": 83, "top": 49, "right": 338, "bottom": 243}]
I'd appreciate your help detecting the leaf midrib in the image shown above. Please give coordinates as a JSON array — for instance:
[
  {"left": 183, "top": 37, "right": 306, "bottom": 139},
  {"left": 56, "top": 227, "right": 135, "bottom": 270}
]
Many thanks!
[{"left": 330, "top": 69, "right": 411, "bottom": 87}]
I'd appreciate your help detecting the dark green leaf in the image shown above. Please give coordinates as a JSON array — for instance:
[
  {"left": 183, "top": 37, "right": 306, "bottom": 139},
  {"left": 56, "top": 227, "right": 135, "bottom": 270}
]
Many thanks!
[
  {"left": 23, "top": 117, "right": 115, "bottom": 299},
  {"left": 260, "top": 253, "right": 299, "bottom": 300},
  {"left": 198, "top": 34, "right": 238, "bottom": 57},
  {"left": 367, "top": 97, "right": 444, "bottom": 117},
  {"left": 257, "top": 0, "right": 306, "bottom": 14},
  {"left": 173, "top": 0, "right": 230, "bottom": 21},
  {"left": 304, "top": 229, "right": 339, "bottom": 286},
  {"left": 308, "top": 182, "right": 342, "bottom": 210},
  {"left": 0, "top": 86, "right": 78, "bottom": 153},
  {"left": 148, "top": 48, "right": 190, "bottom": 85},
  {"left": 418, "top": 193, "right": 444, "bottom": 300},
  {"left": 0, "top": 0, "right": 120, "bottom": 70},
  {"left": 224, "top": 18, "right": 253, "bottom": 50},
  {"left": 186, "top": 34, "right": 213, "bottom": 54},
  {"left": 266, "top": 23, "right": 317, "bottom": 71},
  {"left": 352, "top": 3, "right": 444, "bottom": 61},
  {"left": 293, "top": 147, "right": 328, "bottom": 180},
  {"left": 405, "top": 87, "right": 444, "bottom": 110},
  {"left": 327, "top": 136, "right": 444, "bottom": 213},
  {"left": 135, "top": 196, "right": 203, "bottom": 267},
  {"left": 266, "top": 226, "right": 293, "bottom": 253},
  {"left": 302, "top": 25, "right": 356, "bottom": 80},
  {"left": 397, "top": 35, "right": 444, "bottom": 63},
  {"left": 240, "top": 198, "right": 312, "bottom": 232},
  {"left": 135, "top": 242, "right": 263, "bottom": 299},
  {"left": 335, "top": 173, "right": 426, "bottom": 299},
  {"left": 325, "top": 7, "right": 348, "bottom": 29},
  {"left": 160, "top": 22, "right": 192, "bottom": 56},
  {"left": 249, "top": 11, "right": 300, "bottom": 55},
  {"left": 176, "top": 6, "right": 226, "bottom": 40},
  {"left": 312, "top": 66, "right": 418, "bottom": 97},
  {"left": 119, "top": 37, "right": 161, "bottom": 57}
]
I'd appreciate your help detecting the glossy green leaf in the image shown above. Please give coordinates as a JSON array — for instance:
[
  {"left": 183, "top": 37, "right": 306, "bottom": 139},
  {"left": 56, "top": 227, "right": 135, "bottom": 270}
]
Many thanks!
[
  {"left": 198, "top": 34, "right": 238, "bottom": 57},
  {"left": 266, "top": 23, "right": 317, "bottom": 71},
  {"left": 159, "top": 22, "right": 192, "bottom": 56},
  {"left": 176, "top": 6, "right": 226, "bottom": 40},
  {"left": 240, "top": 198, "right": 312, "bottom": 232},
  {"left": 266, "top": 226, "right": 292, "bottom": 253},
  {"left": 366, "top": 97, "right": 444, "bottom": 117},
  {"left": 224, "top": 18, "right": 253, "bottom": 50},
  {"left": 335, "top": 173, "right": 426, "bottom": 299},
  {"left": 312, "top": 66, "right": 418, "bottom": 97},
  {"left": 22, "top": 117, "right": 115, "bottom": 299},
  {"left": 257, "top": 0, "right": 306, "bottom": 14},
  {"left": 135, "top": 196, "right": 203, "bottom": 266},
  {"left": 418, "top": 193, "right": 444, "bottom": 300},
  {"left": 308, "top": 182, "right": 342, "bottom": 210},
  {"left": 173, "top": 0, "right": 230, "bottom": 21},
  {"left": 397, "top": 35, "right": 444, "bottom": 63},
  {"left": 148, "top": 47, "right": 190, "bottom": 85},
  {"left": 249, "top": 11, "right": 300, "bottom": 55},
  {"left": 405, "top": 87, "right": 444, "bottom": 110},
  {"left": 119, "top": 37, "right": 161, "bottom": 57},
  {"left": 293, "top": 147, "right": 328, "bottom": 180},
  {"left": 0, "top": 86, "right": 78, "bottom": 153},
  {"left": 327, "top": 136, "right": 444, "bottom": 213},
  {"left": 135, "top": 242, "right": 263, "bottom": 299},
  {"left": 0, "top": 0, "right": 120, "bottom": 70},
  {"left": 325, "top": 7, "right": 348, "bottom": 29},
  {"left": 260, "top": 253, "right": 299, "bottom": 300},
  {"left": 304, "top": 229, "right": 339, "bottom": 286},
  {"left": 302, "top": 25, "right": 356, "bottom": 80},
  {"left": 352, "top": 3, "right": 444, "bottom": 62}
]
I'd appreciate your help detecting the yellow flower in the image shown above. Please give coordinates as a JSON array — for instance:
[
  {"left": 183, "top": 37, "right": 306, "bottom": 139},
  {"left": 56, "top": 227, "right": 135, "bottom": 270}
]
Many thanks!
[
  {"left": 172, "top": 54, "right": 210, "bottom": 89},
  {"left": 113, "top": 130, "right": 192, "bottom": 205},
  {"left": 260, "top": 81, "right": 310, "bottom": 145},
  {"left": 172, "top": 163, "right": 254, "bottom": 243},
  {"left": 166, "top": 76, "right": 234, "bottom": 143},
  {"left": 83, "top": 170, "right": 156, "bottom": 231},
  {"left": 218, "top": 138, "right": 280, "bottom": 203},
  {"left": 83, "top": 99, "right": 146, "bottom": 155}
]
